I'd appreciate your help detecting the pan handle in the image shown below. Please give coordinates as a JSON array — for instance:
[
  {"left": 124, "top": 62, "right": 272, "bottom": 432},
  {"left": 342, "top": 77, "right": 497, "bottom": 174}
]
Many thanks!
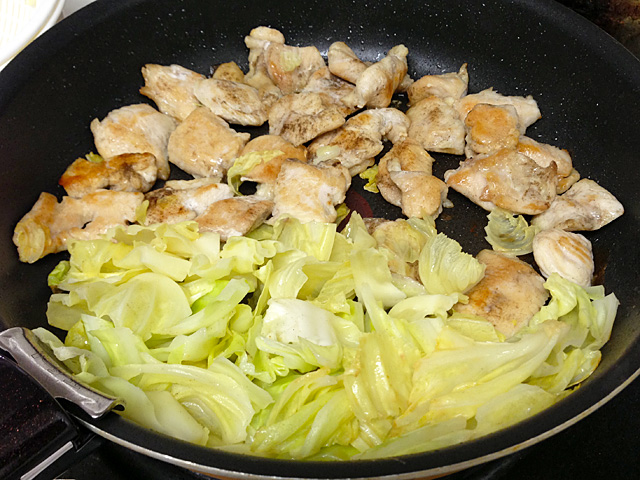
[
  {"left": 0, "top": 327, "right": 120, "bottom": 417},
  {"left": 0, "top": 327, "right": 121, "bottom": 480}
]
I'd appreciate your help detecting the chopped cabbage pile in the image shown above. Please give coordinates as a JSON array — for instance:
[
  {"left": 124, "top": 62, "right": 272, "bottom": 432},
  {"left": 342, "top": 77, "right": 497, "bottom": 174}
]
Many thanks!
[{"left": 35, "top": 214, "right": 618, "bottom": 460}]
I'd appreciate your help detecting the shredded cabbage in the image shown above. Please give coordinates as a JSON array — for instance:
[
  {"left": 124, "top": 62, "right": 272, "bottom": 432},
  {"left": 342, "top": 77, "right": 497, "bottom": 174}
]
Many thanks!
[{"left": 37, "top": 215, "right": 618, "bottom": 460}]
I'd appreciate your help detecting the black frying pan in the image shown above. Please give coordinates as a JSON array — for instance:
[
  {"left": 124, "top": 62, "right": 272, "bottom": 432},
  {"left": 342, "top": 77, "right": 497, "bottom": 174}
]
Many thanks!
[{"left": 1, "top": 0, "right": 640, "bottom": 478}]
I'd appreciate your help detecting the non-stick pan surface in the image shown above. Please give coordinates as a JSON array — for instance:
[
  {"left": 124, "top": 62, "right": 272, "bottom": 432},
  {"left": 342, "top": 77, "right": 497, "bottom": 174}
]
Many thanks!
[{"left": 1, "top": 0, "right": 639, "bottom": 478}]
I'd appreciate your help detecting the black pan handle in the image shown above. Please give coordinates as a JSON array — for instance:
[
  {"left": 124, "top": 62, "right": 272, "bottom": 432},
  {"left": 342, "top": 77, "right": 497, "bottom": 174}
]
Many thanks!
[{"left": 0, "top": 328, "right": 121, "bottom": 480}]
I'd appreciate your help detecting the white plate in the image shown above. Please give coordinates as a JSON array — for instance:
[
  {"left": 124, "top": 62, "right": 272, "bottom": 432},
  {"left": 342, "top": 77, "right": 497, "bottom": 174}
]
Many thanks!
[{"left": 0, "top": 0, "right": 66, "bottom": 70}]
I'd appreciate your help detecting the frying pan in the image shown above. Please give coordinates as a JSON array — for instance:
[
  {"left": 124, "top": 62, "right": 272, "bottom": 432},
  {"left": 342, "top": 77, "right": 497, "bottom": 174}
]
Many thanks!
[{"left": 1, "top": 0, "right": 639, "bottom": 478}]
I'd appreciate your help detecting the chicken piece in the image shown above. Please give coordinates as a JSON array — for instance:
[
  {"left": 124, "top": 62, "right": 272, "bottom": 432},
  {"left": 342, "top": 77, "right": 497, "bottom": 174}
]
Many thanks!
[
  {"left": 309, "top": 108, "right": 410, "bottom": 176},
  {"left": 167, "top": 107, "right": 250, "bottom": 180},
  {"left": 13, "top": 191, "right": 143, "bottom": 263},
  {"left": 531, "top": 179, "right": 624, "bottom": 231},
  {"left": 342, "top": 45, "right": 409, "bottom": 109},
  {"left": 515, "top": 136, "right": 578, "bottom": 193},
  {"left": 240, "top": 135, "right": 308, "bottom": 190},
  {"left": 302, "top": 67, "right": 356, "bottom": 115},
  {"left": 144, "top": 178, "right": 234, "bottom": 225},
  {"left": 327, "top": 41, "right": 368, "bottom": 84},
  {"left": 194, "top": 78, "right": 267, "bottom": 126},
  {"left": 195, "top": 196, "right": 274, "bottom": 241},
  {"left": 407, "top": 64, "right": 469, "bottom": 104},
  {"left": 90, "top": 104, "right": 176, "bottom": 180},
  {"left": 444, "top": 148, "right": 557, "bottom": 215},
  {"left": 271, "top": 159, "right": 351, "bottom": 223},
  {"left": 456, "top": 88, "right": 541, "bottom": 129},
  {"left": 59, "top": 153, "right": 158, "bottom": 198},
  {"left": 533, "top": 229, "right": 594, "bottom": 287},
  {"left": 406, "top": 96, "right": 466, "bottom": 155},
  {"left": 377, "top": 139, "right": 448, "bottom": 218},
  {"left": 268, "top": 92, "right": 347, "bottom": 146},
  {"left": 327, "top": 42, "right": 413, "bottom": 92},
  {"left": 212, "top": 62, "right": 245, "bottom": 83},
  {"left": 243, "top": 27, "right": 285, "bottom": 108},
  {"left": 263, "top": 42, "right": 326, "bottom": 95},
  {"left": 464, "top": 103, "right": 522, "bottom": 157},
  {"left": 139, "top": 64, "right": 205, "bottom": 122},
  {"left": 454, "top": 250, "right": 549, "bottom": 338}
]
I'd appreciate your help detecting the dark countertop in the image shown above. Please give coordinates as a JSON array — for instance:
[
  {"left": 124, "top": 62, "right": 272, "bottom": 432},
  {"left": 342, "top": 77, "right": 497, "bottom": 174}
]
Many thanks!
[{"left": 55, "top": 2, "right": 640, "bottom": 479}]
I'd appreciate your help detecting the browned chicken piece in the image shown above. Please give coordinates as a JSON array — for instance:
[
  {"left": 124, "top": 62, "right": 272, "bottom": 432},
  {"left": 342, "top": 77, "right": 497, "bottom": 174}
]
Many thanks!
[
  {"left": 90, "top": 104, "right": 177, "bottom": 181},
  {"left": 342, "top": 45, "right": 409, "bottom": 109},
  {"left": 531, "top": 178, "right": 624, "bottom": 231},
  {"left": 240, "top": 135, "right": 308, "bottom": 195},
  {"left": 407, "top": 64, "right": 469, "bottom": 104},
  {"left": 271, "top": 159, "right": 351, "bottom": 223},
  {"left": 244, "top": 26, "right": 285, "bottom": 108},
  {"left": 515, "top": 136, "right": 579, "bottom": 194},
  {"left": 406, "top": 96, "right": 466, "bottom": 155},
  {"left": 139, "top": 64, "right": 205, "bottom": 122},
  {"left": 456, "top": 88, "right": 542, "bottom": 129},
  {"left": 212, "top": 62, "right": 245, "bottom": 83},
  {"left": 195, "top": 196, "right": 274, "bottom": 241},
  {"left": 263, "top": 42, "right": 326, "bottom": 95},
  {"left": 167, "top": 107, "right": 250, "bottom": 180},
  {"left": 301, "top": 67, "right": 356, "bottom": 115},
  {"left": 444, "top": 148, "right": 557, "bottom": 215},
  {"left": 464, "top": 103, "right": 522, "bottom": 157},
  {"left": 59, "top": 153, "right": 158, "bottom": 198},
  {"left": 377, "top": 139, "right": 448, "bottom": 218},
  {"left": 13, "top": 191, "right": 143, "bottom": 263},
  {"left": 194, "top": 78, "right": 267, "bottom": 126},
  {"left": 144, "top": 178, "right": 234, "bottom": 225},
  {"left": 309, "top": 108, "right": 410, "bottom": 176},
  {"left": 533, "top": 229, "right": 594, "bottom": 287},
  {"left": 268, "top": 92, "right": 347, "bottom": 146},
  {"left": 454, "top": 249, "right": 549, "bottom": 338}
]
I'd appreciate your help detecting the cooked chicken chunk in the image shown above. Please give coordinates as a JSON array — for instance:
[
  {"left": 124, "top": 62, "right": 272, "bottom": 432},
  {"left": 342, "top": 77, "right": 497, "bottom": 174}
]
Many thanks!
[
  {"left": 533, "top": 229, "right": 594, "bottom": 287},
  {"left": 240, "top": 135, "right": 308, "bottom": 194},
  {"left": 406, "top": 96, "right": 466, "bottom": 155},
  {"left": 212, "top": 62, "right": 245, "bottom": 83},
  {"left": 327, "top": 41, "right": 368, "bottom": 84},
  {"left": 144, "top": 178, "right": 234, "bottom": 225},
  {"left": 309, "top": 108, "right": 410, "bottom": 176},
  {"left": 454, "top": 250, "right": 549, "bottom": 338},
  {"left": 327, "top": 41, "right": 412, "bottom": 93},
  {"left": 444, "top": 148, "right": 557, "bottom": 215},
  {"left": 264, "top": 42, "right": 326, "bottom": 95},
  {"left": 194, "top": 78, "right": 267, "bottom": 126},
  {"left": 464, "top": 103, "right": 522, "bottom": 157},
  {"left": 139, "top": 64, "right": 205, "bottom": 122},
  {"left": 91, "top": 104, "right": 176, "bottom": 181},
  {"left": 13, "top": 191, "right": 143, "bottom": 263},
  {"left": 407, "top": 64, "right": 469, "bottom": 104},
  {"left": 271, "top": 159, "right": 351, "bottom": 223},
  {"left": 342, "top": 45, "right": 409, "bottom": 109},
  {"left": 59, "top": 153, "right": 158, "bottom": 198},
  {"left": 457, "top": 88, "right": 542, "bottom": 129},
  {"left": 531, "top": 179, "right": 624, "bottom": 231},
  {"left": 377, "top": 139, "right": 448, "bottom": 218},
  {"left": 196, "top": 196, "right": 274, "bottom": 241},
  {"left": 515, "top": 136, "right": 578, "bottom": 193},
  {"left": 302, "top": 67, "right": 356, "bottom": 115},
  {"left": 244, "top": 26, "right": 285, "bottom": 107},
  {"left": 268, "top": 92, "right": 347, "bottom": 146},
  {"left": 167, "top": 107, "right": 250, "bottom": 180}
]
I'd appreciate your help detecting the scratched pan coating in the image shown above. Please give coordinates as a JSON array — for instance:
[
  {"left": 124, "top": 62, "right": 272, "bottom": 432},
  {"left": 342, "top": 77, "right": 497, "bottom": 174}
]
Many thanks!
[{"left": 0, "top": 0, "right": 639, "bottom": 478}]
